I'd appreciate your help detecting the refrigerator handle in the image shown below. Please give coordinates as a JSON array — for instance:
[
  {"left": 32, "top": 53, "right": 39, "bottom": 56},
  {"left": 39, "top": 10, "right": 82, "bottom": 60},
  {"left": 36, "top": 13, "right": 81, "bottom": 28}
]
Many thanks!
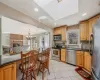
[{"left": 89, "top": 34, "right": 94, "bottom": 56}]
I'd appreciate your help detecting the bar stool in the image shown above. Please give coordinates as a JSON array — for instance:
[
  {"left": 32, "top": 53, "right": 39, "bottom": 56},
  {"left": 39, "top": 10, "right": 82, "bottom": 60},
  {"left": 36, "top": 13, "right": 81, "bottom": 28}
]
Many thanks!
[
  {"left": 19, "top": 50, "right": 38, "bottom": 80},
  {"left": 37, "top": 48, "right": 50, "bottom": 80}
]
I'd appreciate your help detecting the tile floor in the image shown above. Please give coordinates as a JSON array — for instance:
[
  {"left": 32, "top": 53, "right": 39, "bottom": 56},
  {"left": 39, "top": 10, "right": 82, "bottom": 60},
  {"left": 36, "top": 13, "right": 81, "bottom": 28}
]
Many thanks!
[{"left": 37, "top": 60, "right": 84, "bottom": 80}]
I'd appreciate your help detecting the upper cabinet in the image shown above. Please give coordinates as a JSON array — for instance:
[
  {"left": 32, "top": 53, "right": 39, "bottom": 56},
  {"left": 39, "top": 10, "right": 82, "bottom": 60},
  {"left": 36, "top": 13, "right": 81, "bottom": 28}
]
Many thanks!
[
  {"left": 10, "top": 34, "right": 23, "bottom": 47},
  {"left": 61, "top": 26, "right": 67, "bottom": 41},
  {"left": 88, "top": 15, "right": 100, "bottom": 40},
  {"left": 79, "top": 21, "right": 89, "bottom": 41},
  {"left": 79, "top": 14, "right": 100, "bottom": 41},
  {"left": 53, "top": 26, "right": 67, "bottom": 41},
  {"left": 53, "top": 27, "right": 61, "bottom": 35}
]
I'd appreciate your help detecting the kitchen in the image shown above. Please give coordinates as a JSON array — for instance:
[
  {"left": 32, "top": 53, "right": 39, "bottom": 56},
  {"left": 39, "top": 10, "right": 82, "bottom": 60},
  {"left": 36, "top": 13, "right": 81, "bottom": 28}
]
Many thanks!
[
  {"left": 0, "top": 0, "right": 100, "bottom": 80},
  {"left": 52, "top": 14, "right": 100, "bottom": 79}
]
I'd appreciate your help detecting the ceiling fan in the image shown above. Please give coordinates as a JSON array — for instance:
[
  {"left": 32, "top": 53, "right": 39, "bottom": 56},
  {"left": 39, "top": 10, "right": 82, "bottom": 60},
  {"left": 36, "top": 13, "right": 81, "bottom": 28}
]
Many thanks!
[{"left": 57, "top": 0, "right": 62, "bottom": 3}]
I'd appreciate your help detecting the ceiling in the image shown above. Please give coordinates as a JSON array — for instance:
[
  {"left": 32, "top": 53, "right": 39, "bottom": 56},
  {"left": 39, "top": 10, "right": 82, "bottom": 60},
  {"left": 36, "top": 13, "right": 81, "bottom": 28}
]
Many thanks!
[
  {"left": 0, "top": 0, "right": 100, "bottom": 28},
  {"left": 34, "top": 0, "right": 78, "bottom": 20},
  {"left": 2, "top": 16, "right": 47, "bottom": 35}
]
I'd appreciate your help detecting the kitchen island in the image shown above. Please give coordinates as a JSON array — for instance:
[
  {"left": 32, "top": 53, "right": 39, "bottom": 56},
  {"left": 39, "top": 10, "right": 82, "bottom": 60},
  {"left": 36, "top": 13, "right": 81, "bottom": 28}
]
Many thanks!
[
  {"left": 0, "top": 52, "right": 38, "bottom": 80},
  {"left": 0, "top": 54, "right": 20, "bottom": 80}
]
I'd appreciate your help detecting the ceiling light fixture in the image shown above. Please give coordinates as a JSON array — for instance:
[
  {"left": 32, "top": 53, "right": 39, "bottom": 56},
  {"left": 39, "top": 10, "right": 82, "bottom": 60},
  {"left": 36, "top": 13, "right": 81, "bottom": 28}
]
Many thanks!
[
  {"left": 34, "top": 8, "right": 39, "bottom": 12},
  {"left": 82, "top": 13, "right": 87, "bottom": 16},
  {"left": 57, "top": 0, "right": 62, "bottom": 2}
]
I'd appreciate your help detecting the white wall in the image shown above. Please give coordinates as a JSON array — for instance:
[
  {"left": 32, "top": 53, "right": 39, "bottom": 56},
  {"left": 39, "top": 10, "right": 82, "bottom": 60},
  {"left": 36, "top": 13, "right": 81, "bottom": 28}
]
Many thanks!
[
  {"left": 0, "top": 18, "right": 2, "bottom": 55},
  {"left": 2, "top": 34, "right": 10, "bottom": 46},
  {"left": 0, "top": 16, "right": 53, "bottom": 55},
  {"left": 2, "top": 16, "right": 47, "bottom": 35}
]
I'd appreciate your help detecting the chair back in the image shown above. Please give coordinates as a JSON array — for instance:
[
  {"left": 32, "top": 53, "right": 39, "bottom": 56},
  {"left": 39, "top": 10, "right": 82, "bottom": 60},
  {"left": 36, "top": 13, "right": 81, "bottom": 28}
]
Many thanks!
[
  {"left": 39, "top": 48, "right": 50, "bottom": 68},
  {"left": 20, "top": 50, "right": 38, "bottom": 71}
]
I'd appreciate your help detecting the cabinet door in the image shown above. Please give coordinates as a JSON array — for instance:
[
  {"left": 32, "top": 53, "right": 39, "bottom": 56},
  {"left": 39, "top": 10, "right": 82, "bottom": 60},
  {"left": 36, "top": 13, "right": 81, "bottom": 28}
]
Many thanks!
[
  {"left": 80, "top": 21, "right": 88, "bottom": 41},
  {"left": 84, "top": 52, "right": 91, "bottom": 71},
  {"left": 61, "top": 49, "right": 66, "bottom": 62},
  {"left": 76, "top": 51, "right": 84, "bottom": 67},
  {"left": 88, "top": 15, "right": 100, "bottom": 40},
  {"left": 0, "top": 69, "right": 3, "bottom": 80},
  {"left": 1, "top": 63, "right": 16, "bottom": 80},
  {"left": 61, "top": 26, "right": 66, "bottom": 41},
  {"left": 53, "top": 27, "right": 62, "bottom": 35}
]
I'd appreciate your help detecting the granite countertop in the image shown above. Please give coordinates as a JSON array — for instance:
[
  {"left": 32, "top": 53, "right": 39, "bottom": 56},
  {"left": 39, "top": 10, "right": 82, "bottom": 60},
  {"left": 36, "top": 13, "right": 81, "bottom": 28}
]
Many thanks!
[
  {"left": 67, "top": 48, "right": 89, "bottom": 52},
  {"left": 0, "top": 52, "right": 38, "bottom": 67},
  {"left": 0, "top": 54, "right": 21, "bottom": 67},
  {"left": 52, "top": 47, "right": 66, "bottom": 49}
]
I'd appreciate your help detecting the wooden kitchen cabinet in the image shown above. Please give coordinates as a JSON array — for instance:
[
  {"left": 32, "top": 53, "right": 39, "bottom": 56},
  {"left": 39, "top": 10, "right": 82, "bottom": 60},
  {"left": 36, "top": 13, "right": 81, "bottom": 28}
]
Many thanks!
[
  {"left": 53, "top": 27, "right": 62, "bottom": 35},
  {"left": 88, "top": 15, "right": 100, "bottom": 40},
  {"left": 10, "top": 34, "right": 23, "bottom": 47},
  {"left": 61, "top": 49, "right": 66, "bottom": 62},
  {"left": 0, "top": 62, "right": 16, "bottom": 80},
  {"left": 0, "top": 68, "right": 3, "bottom": 80},
  {"left": 53, "top": 26, "right": 67, "bottom": 41},
  {"left": 61, "top": 26, "right": 67, "bottom": 41},
  {"left": 76, "top": 51, "right": 84, "bottom": 67},
  {"left": 79, "top": 21, "right": 89, "bottom": 41},
  {"left": 84, "top": 52, "right": 91, "bottom": 71}
]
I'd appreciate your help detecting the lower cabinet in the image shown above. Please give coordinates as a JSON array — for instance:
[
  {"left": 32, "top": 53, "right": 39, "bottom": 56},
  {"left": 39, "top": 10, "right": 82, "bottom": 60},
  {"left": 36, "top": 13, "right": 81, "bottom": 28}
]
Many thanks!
[
  {"left": 76, "top": 51, "right": 91, "bottom": 72},
  {"left": 76, "top": 51, "right": 84, "bottom": 67},
  {"left": 0, "top": 62, "right": 16, "bottom": 80},
  {"left": 84, "top": 52, "right": 91, "bottom": 71},
  {"left": 61, "top": 49, "right": 66, "bottom": 62},
  {"left": 0, "top": 68, "right": 3, "bottom": 80}
]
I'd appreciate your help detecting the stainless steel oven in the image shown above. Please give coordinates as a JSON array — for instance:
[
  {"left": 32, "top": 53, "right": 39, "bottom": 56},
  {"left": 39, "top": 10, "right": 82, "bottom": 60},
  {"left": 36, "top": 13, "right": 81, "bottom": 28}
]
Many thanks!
[{"left": 52, "top": 49, "right": 60, "bottom": 61}]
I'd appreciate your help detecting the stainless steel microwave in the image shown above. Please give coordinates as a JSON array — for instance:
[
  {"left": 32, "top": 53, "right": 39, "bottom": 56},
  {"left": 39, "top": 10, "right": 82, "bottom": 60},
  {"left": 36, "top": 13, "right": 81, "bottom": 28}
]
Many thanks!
[{"left": 53, "top": 35, "right": 62, "bottom": 41}]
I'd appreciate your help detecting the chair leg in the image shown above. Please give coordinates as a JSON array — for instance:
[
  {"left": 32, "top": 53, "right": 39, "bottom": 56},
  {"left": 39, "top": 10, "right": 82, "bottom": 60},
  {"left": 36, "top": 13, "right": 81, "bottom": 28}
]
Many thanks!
[
  {"left": 48, "top": 68, "right": 50, "bottom": 75},
  {"left": 42, "top": 67, "right": 45, "bottom": 80},
  {"left": 37, "top": 63, "right": 41, "bottom": 76},
  {"left": 21, "top": 73, "right": 25, "bottom": 80},
  {"left": 26, "top": 73, "right": 28, "bottom": 80},
  {"left": 31, "top": 72, "right": 32, "bottom": 80},
  {"left": 33, "top": 71, "right": 36, "bottom": 80},
  {"left": 42, "top": 72, "right": 44, "bottom": 80}
]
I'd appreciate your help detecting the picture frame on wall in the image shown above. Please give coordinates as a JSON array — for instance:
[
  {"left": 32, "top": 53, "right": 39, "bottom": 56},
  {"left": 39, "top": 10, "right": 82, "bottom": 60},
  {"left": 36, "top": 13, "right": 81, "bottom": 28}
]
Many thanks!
[{"left": 66, "top": 29, "right": 80, "bottom": 45}]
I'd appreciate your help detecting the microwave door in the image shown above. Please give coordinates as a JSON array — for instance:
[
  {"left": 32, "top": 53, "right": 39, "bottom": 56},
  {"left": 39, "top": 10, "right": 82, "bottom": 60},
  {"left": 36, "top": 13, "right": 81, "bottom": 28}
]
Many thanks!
[
  {"left": 54, "top": 36, "right": 57, "bottom": 40},
  {"left": 92, "top": 22, "right": 100, "bottom": 79}
]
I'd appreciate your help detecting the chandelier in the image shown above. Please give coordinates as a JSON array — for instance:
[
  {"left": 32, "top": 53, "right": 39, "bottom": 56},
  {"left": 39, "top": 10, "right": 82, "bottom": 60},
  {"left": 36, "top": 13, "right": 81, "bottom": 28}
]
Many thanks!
[{"left": 26, "top": 30, "right": 33, "bottom": 40}]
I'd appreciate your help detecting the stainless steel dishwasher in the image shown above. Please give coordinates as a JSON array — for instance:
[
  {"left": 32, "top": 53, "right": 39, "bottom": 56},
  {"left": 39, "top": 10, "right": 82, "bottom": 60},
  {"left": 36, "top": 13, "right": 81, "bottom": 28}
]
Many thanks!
[{"left": 67, "top": 50, "right": 76, "bottom": 65}]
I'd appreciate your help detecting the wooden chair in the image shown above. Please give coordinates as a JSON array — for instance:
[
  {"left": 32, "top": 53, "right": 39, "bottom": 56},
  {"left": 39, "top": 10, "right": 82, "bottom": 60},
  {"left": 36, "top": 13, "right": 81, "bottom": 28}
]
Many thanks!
[
  {"left": 37, "top": 48, "right": 50, "bottom": 80},
  {"left": 19, "top": 50, "right": 38, "bottom": 80}
]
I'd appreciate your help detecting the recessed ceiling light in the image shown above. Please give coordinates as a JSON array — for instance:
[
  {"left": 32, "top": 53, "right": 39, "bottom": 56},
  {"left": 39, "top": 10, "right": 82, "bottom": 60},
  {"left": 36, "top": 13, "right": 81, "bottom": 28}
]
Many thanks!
[
  {"left": 39, "top": 16, "right": 47, "bottom": 20},
  {"left": 82, "top": 13, "right": 87, "bottom": 16},
  {"left": 34, "top": 8, "right": 38, "bottom": 12},
  {"left": 54, "top": 23, "right": 57, "bottom": 25}
]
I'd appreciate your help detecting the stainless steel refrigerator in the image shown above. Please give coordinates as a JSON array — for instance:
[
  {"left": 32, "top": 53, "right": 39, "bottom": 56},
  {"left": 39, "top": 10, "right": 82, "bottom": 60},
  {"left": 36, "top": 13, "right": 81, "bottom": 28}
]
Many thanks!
[{"left": 91, "top": 18, "right": 100, "bottom": 80}]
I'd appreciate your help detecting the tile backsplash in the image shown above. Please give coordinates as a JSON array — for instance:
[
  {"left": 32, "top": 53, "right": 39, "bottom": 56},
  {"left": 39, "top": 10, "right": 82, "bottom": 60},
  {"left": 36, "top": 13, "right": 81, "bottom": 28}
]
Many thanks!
[{"left": 81, "top": 41, "right": 90, "bottom": 50}]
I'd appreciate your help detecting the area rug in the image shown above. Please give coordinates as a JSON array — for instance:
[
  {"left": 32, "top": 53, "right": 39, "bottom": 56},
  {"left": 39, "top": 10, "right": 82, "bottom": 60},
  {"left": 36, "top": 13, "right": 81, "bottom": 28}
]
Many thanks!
[{"left": 75, "top": 67, "right": 92, "bottom": 80}]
